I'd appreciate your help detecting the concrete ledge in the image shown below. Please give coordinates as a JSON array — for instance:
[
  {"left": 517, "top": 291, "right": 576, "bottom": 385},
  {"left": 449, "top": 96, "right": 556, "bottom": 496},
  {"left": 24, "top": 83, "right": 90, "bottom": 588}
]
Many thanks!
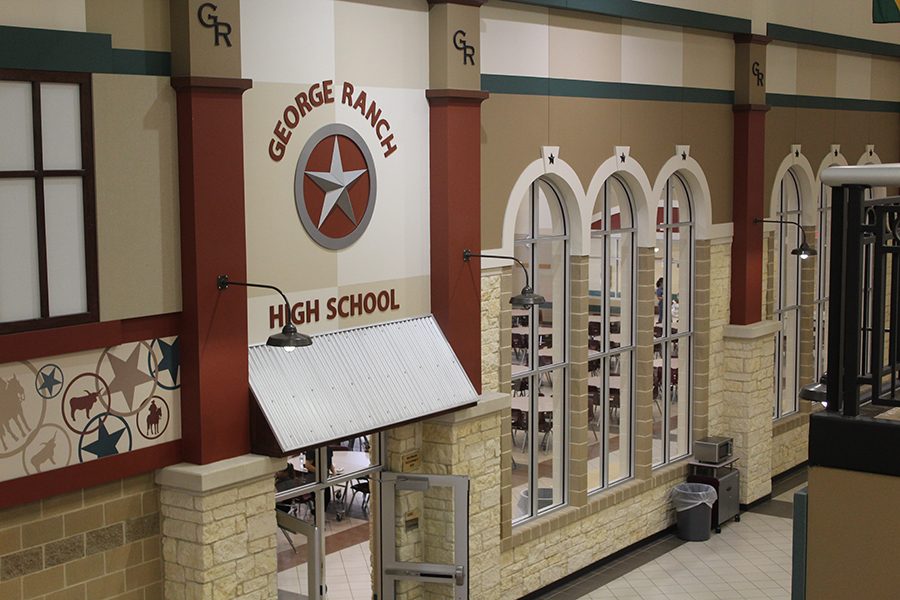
[
  {"left": 427, "top": 391, "right": 509, "bottom": 424},
  {"left": 773, "top": 411, "right": 810, "bottom": 436},
  {"left": 155, "top": 454, "right": 284, "bottom": 494},
  {"left": 724, "top": 320, "right": 780, "bottom": 340}
]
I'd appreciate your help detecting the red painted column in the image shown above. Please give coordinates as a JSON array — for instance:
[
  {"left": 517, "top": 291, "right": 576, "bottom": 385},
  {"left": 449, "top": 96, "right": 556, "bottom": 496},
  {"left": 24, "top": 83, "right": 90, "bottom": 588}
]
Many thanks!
[
  {"left": 731, "top": 105, "right": 768, "bottom": 325},
  {"left": 427, "top": 89, "right": 488, "bottom": 393},
  {"left": 173, "top": 77, "right": 252, "bottom": 464}
]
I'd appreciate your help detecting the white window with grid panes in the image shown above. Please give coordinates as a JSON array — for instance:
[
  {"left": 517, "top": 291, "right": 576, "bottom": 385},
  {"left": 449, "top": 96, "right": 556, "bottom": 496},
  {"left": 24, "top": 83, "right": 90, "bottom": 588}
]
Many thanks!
[
  {"left": 0, "top": 70, "right": 96, "bottom": 333},
  {"left": 588, "top": 175, "right": 635, "bottom": 491},
  {"left": 773, "top": 170, "right": 802, "bottom": 419},
  {"left": 653, "top": 173, "right": 693, "bottom": 466},
  {"left": 510, "top": 178, "right": 568, "bottom": 523}
]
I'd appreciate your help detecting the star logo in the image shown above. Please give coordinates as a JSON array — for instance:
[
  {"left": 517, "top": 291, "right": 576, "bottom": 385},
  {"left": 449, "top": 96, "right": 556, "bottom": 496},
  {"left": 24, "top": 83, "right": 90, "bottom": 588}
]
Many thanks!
[
  {"left": 36, "top": 364, "right": 63, "bottom": 399},
  {"left": 294, "top": 124, "right": 377, "bottom": 250}
]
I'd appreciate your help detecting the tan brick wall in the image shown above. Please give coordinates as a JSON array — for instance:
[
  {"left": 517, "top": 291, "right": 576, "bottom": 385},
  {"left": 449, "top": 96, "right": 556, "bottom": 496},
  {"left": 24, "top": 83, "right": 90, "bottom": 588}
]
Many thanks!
[
  {"left": 708, "top": 239, "right": 732, "bottom": 438},
  {"left": 0, "top": 475, "right": 161, "bottom": 600},
  {"left": 159, "top": 476, "right": 277, "bottom": 600}
]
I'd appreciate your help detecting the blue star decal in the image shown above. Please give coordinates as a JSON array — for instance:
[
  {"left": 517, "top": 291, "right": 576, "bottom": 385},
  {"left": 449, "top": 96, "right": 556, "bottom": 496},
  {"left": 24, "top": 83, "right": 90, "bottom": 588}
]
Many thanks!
[
  {"left": 156, "top": 338, "right": 180, "bottom": 388},
  {"left": 36, "top": 364, "right": 63, "bottom": 399},
  {"left": 81, "top": 421, "right": 126, "bottom": 458}
]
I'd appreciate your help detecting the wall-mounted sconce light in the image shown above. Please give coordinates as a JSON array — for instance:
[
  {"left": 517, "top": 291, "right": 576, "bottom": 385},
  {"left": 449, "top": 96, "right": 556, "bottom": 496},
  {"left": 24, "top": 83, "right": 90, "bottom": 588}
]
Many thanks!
[
  {"left": 462, "top": 250, "right": 546, "bottom": 308},
  {"left": 217, "top": 274, "right": 312, "bottom": 351},
  {"left": 753, "top": 218, "right": 817, "bottom": 260}
]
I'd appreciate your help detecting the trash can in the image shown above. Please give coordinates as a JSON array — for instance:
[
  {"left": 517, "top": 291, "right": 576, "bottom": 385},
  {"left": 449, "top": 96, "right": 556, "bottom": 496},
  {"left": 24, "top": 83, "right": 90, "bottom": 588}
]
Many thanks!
[{"left": 671, "top": 483, "right": 717, "bottom": 541}]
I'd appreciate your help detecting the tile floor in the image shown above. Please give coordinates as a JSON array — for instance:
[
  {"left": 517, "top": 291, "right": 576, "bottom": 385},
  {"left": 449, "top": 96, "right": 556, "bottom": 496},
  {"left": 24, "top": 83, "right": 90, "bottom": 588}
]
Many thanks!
[
  {"left": 278, "top": 541, "right": 372, "bottom": 600},
  {"left": 534, "top": 470, "right": 807, "bottom": 600}
]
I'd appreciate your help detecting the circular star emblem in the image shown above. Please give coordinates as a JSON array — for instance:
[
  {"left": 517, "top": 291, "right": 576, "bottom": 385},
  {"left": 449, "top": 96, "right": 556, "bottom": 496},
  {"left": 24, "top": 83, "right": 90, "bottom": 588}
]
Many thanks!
[{"left": 294, "top": 124, "right": 377, "bottom": 250}]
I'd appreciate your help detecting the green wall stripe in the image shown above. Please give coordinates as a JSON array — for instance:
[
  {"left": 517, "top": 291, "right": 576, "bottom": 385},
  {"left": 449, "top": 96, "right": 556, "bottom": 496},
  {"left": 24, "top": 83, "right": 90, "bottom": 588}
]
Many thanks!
[
  {"left": 508, "top": 0, "right": 751, "bottom": 34},
  {"left": 767, "top": 23, "right": 900, "bottom": 58},
  {"left": 0, "top": 25, "right": 171, "bottom": 76},
  {"left": 767, "top": 93, "right": 900, "bottom": 113},
  {"left": 111, "top": 49, "right": 171, "bottom": 77},
  {"left": 482, "top": 74, "right": 734, "bottom": 104}
]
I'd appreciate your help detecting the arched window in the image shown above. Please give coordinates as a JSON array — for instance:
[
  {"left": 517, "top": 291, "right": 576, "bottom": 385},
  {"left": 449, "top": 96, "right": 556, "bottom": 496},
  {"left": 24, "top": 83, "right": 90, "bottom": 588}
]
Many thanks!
[
  {"left": 653, "top": 173, "right": 693, "bottom": 466},
  {"left": 511, "top": 178, "right": 568, "bottom": 522},
  {"left": 588, "top": 175, "right": 635, "bottom": 490},
  {"left": 773, "top": 170, "right": 802, "bottom": 418},
  {"left": 815, "top": 174, "right": 834, "bottom": 381}
]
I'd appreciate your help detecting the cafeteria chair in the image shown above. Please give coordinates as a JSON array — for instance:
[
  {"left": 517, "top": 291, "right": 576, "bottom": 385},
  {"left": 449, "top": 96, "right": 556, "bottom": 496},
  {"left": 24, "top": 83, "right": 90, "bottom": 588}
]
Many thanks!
[{"left": 348, "top": 478, "right": 370, "bottom": 516}]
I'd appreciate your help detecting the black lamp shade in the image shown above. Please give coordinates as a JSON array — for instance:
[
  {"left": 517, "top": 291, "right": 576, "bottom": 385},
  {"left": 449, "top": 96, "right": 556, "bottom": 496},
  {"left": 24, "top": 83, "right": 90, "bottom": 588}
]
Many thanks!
[
  {"left": 791, "top": 240, "right": 817, "bottom": 259},
  {"left": 799, "top": 377, "right": 827, "bottom": 404},
  {"left": 510, "top": 286, "right": 546, "bottom": 308},
  {"left": 266, "top": 322, "right": 313, "bottom": 349}
]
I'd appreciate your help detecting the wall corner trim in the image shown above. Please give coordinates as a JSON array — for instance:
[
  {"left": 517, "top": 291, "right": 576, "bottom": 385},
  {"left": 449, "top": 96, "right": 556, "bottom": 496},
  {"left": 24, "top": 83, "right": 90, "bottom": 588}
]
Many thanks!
[{"left": 156, "top": 454, "right": 283, "bottom": 494}]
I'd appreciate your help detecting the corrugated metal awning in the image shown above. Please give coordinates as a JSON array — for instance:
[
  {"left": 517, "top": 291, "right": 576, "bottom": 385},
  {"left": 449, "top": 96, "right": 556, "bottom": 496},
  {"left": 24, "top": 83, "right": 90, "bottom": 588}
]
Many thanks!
[{"left": 248, "top": 315, "right": 478, "bottom": 455}]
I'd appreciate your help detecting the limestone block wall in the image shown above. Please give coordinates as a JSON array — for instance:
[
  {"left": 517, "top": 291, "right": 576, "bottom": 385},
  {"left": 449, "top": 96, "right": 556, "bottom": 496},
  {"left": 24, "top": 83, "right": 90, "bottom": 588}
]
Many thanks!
[
  {"left": 481, "top": 268, "right": 503, "bottom": 393},
  {"left": 499, "top": 465, "right": 686, "bottom": 598},
  {"left": 157, "top": 457, "right": 281, "bottom": 600},
  {"left": 723, "top": 322, "right": 779, "bottom": 503},
  {"left": 0, "top": 475, "right": 161, "bottom": 600},
  {"left": 772, "top": 413, "right": 811, "bottom": 476}
]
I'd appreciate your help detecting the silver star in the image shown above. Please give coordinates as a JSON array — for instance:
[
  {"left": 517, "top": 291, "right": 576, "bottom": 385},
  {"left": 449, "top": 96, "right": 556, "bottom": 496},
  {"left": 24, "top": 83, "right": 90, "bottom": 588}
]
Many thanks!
[{"left": 305, "top": 138, "right": 367, "bottom": 228}]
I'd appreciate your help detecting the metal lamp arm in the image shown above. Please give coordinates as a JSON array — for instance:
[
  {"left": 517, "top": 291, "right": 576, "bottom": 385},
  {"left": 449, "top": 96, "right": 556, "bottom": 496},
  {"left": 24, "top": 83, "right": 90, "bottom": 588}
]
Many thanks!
[
  {"left": 752, "top": 218, "right": 810, "bottom": 246},
  {"left": 217, "top": 275, "right": 294, "bottom": 325},
  {"left": 463, "top": 250, "right": 532, "bottom": 290}
]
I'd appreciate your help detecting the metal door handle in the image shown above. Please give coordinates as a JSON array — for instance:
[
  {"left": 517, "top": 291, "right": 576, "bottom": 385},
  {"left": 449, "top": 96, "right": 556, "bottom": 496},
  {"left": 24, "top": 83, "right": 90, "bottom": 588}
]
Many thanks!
[{"left": 455, "top": 565, "right": 465, "bottom": 586}]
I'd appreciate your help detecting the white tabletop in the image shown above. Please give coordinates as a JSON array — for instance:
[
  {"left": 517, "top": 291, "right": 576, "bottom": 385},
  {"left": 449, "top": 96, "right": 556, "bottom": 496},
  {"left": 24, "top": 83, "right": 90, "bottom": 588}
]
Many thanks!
[
  {"left": 511, "top": 395, "right": 556, "bottom": 412},
  {"left": 288, "top": 450, "right": 372, "bottom": 477}
]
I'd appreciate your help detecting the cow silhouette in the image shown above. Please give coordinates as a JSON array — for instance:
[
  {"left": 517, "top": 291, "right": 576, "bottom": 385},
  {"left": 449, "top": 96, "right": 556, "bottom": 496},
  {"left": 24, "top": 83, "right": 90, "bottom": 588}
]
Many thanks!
[{"left": 70, "top": 390, "right": 101, "bottom": 421}]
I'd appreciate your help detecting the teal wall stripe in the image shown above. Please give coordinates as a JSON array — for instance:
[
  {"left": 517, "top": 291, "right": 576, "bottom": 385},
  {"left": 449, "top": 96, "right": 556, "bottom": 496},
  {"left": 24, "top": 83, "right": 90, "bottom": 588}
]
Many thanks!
[
  {"left": 767, "top": 93, "right": 900, "bottom": 113},
  {"left": 482, "top": 74, "right": 734, "bottom": 104},
  {"left": 508, "top": 0, "right": 751, "bottom": 34},
  {"left": 767, "top": 23, "right": 900, "bottom": 58},
  {"left": 0, "top": 25, "right": 171, "bottom": 76},
  {"left": 111, "top": 49, "right": 171, "bottom": 77}
]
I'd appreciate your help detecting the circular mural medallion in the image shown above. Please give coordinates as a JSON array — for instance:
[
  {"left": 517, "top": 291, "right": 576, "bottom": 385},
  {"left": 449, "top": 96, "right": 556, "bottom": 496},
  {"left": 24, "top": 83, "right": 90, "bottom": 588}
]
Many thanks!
[{"left": 294, "top": 124, "right": 377, "bottom": 250}]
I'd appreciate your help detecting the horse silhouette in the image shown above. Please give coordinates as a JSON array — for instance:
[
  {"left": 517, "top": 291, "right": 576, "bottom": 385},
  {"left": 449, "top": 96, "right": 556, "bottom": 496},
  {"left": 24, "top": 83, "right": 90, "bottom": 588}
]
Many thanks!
[
  {"left": 69, "top": 390, "right": 101, "bottom": 421},
  {"left": 0, "top": 375, "right": 29, "bottom": 451},
  {"left": 146, "top": 400, "right": 163, "bottom": 435},
  {"left": 30, "top": 434, "right": 57, "bottom": 472}
]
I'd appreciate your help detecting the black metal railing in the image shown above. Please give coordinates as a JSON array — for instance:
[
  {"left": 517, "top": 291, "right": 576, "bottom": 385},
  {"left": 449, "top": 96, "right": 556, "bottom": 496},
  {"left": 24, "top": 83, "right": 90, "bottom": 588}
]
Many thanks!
[{"left": 826, "top": 185, "right": 900, "bottom": 416}]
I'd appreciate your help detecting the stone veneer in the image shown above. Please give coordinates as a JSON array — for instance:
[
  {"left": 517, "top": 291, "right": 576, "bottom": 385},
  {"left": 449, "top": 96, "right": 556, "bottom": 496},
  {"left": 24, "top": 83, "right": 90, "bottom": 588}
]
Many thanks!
[
  {"left": 723, "top": 321, "right": 780, "bottom": 503},
  {"left": 707, "top": 238, "right": 732, "bottom": 438},
  {"left": 156, "top": 455, "right": 282, "bottom": 600},
  {"left": 0, "top": 475, "right": 161, "bottom": 600}
]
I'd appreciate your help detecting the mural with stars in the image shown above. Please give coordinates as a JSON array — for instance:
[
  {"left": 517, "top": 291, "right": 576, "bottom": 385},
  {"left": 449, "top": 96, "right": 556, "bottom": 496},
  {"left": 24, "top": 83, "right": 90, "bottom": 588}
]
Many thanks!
[{"left": 0, "top": 337, "right": 180, "bottom": 483}]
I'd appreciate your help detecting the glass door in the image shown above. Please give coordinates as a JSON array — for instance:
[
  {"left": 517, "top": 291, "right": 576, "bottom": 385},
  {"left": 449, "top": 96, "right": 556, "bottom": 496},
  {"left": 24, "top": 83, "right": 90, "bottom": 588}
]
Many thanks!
[{"left": 378, "top": 472, "right": 469, "bottom": 600}]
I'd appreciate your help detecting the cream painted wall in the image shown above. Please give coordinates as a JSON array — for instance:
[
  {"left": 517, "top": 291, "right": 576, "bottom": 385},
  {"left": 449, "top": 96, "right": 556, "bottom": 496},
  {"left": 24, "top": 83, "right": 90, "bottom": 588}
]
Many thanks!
[
  {"left": 93, "top": 74, "right": 181, "bottom": 321},
  {"left": 482, "top": 2, "right": 736, "bottom": 90},
  {"left": 240, "top": 0, "right": 432, "bottom": 342},
  {"left": 0, "top": 0, "right": 86, "bottom": 31}
]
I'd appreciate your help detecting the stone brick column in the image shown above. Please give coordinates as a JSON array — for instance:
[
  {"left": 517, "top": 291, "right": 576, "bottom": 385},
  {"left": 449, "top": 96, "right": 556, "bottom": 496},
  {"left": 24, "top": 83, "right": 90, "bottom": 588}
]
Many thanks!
[
  {"left": 634, "top": 248, "right": 657, "bottom": 479},
  {"left": 723, "top": 321, "right": 780, "bottom": 503},
  {"left": 156, "top": 455, "right": 283, "bottom": 600},
  {"left": 569, "top": 256, "right": 589, "bottom": 506}
]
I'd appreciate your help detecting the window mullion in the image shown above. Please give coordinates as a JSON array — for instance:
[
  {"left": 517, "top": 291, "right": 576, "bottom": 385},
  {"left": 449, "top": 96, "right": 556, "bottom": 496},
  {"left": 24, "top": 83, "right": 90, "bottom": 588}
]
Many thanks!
[{"left": 31, "top": 81, "right": 49, "bottom": 319}]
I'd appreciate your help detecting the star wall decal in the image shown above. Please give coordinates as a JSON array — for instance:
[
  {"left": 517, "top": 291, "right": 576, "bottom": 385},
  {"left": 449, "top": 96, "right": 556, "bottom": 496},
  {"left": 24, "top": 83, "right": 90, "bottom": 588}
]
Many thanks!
[
  {"left": 305, "top": 138, "right": 367, "bottom": 228},
  {"left": 156, "top": 338, "right": 180, "bottom": 386},
  {"left": 82, "top": 421, "right": 126, "bottom": 458},
  {"left": 107, "top": 345, "right": 152, "bottom": 410},
  {"left": 37, "top": 365, "right": 62, "bottom": 398}
]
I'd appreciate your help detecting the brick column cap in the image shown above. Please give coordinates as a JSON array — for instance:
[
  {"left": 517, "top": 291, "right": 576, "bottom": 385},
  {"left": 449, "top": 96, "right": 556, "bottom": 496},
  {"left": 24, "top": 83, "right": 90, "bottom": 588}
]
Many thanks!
[
  {"left": 156, "top": 454, "right": 283, "bottom": 494},
  {"left": 426, "top": 391, "right": 508, "bottom": 424},
  {"left": 724, "top": 320, "right": 781, "bottom": 340}
]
